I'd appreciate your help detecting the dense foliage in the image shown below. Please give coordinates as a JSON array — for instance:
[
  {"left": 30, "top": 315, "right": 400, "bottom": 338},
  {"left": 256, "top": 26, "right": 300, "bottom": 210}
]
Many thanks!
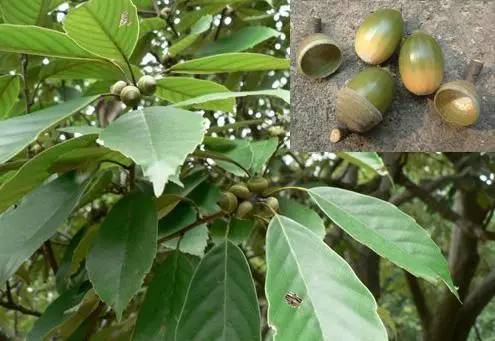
[{"left": 0, "top": 1, "right": 493, "bottom": 340}]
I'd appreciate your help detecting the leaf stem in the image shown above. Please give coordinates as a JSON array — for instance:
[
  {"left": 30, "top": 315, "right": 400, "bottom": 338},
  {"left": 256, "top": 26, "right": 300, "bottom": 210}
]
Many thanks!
[{"left": 263, "top": 186, "right": 308, "bottom": 196}]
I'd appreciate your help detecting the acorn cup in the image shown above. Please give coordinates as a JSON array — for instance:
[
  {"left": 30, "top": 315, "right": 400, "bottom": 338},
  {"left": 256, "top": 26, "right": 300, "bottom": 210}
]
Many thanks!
[
  {"left": 297, "top": 17, "right": 343, "bottom": 79},
  {"left": 433, "top": 59, "right": 483, "bottom": 127},
  {"left": 399, "top": 31, "right": 444, "bottom": 96},
  {"left": 330, "top": 67, "right": 395, "bottom": 143},
  {"left": 355, "top": 9, "right": 404, "bottom": 65}
]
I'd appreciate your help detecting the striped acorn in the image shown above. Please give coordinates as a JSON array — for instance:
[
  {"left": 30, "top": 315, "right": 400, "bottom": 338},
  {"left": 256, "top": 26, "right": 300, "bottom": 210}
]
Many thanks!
[
  {"left": 137, "top": 75, "right": 157, "bottom": 96},
  {"left": 120, "top": 85, "right": 142, "bottom": 107},
  {"left": 297, "top": 17, "right": 343, "bottom": 79},
  {"left": 218, "top": 192, "right": 238, "bottom": 213},
  {"left": 399, "top": 32, "right": 444, "bottom": 95},
  {"left": 236, "top": 201, "right": 254, "bottom": 219},
  {"left": 355, "top": 9, "right": 404, "bottom": 64},
  {"left": 229, "top": 183, "right": 251, "bottom": 200},
  {"left": 110, "top": 80, "right": 128, "bottom": 96},
  {"left": 247, "top": 176, "right": 270, "bottom": 194},
  {"left": 331, "top": 67, "right": 395, "bottom": 143}
]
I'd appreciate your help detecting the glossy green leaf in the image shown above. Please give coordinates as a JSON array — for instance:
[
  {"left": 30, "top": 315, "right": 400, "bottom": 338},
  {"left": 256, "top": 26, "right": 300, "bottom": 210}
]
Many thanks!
[
  {"left": 187, "top": 181, "right": 221, "bottom": 215},
  {"left": 176, "top": 5, "right": 223, "bottom": 32},
  {"left": 168, "top": 15, "right": 212, "bottom": 57},
  {"left": 278, "top": 198, "right": 326, "bottom": 239},
  {"left": 158, "top": 202, "right": 197, "bottom": 237},
  {"left": 0, "top": 74, "right": 20, "bottom": 117},
  {"left": 197, "top": 26, "right": 281, "bottom": 56},
  {"left": 249, "top": 137, "right": 278, "bottom": 174},
  {"left": 0, "top": 172, "right": 88, "bottom": 284},
  {"left": 0, "top": 24, "right": 97, "bottom": 59},
  {"left": 134, "top": 252, "right": 197, "bottom": 341},
  {"left": 70, "top": 224, "right": 100, "bottom": 275},
  {"left": 170, "top": 89, "right": 290, "bottom": 108},
  {"left": 205, "top": 139, "right": 253, "bottom": 177},
  {"left": 308, "top": 187, "right": 458, "bottom": 297},
  {"left": 27, "top": 283, "right": 90, "bottom": 341},
  {"left": 100, "top": 106, "right": 206, "bottom": 196},
  {"left": 139, "top": 17, "right": 165, "bottom": 38},
  {"left": 0, "top": 135, "right": 98, "bottom": 213},
  {"left": 164, "top": 224, "right": 209, "bottom": 257},
  {"left": 0, "top": 95, "right": 99, "bottom": 164},
  {"left": 86, "top": 190, "right": 158, "bottom": 320},
  {"left": 169, "top": 53, "right": 289, "bottom": 74},
  {"left": 209, "top": 218, "right": 255, "bottom": 245},
  {"left": 176, "top": 240, "right": 261, "bottom": 341},
  {"left": 0, "top": 0, "right": 51, "bottom": 25},
  {"left": 337, "top": 152, "right": 388, "bottom": 176},
  {"left": 266, "top": 215, "right": 388, "bottom": 341},
  {"left": 156, "top": 77, "right": 235, "bottom": 112},
  {"left": 63, "top": 0, "right": 139, "bottom": 65},
  {"left": 39, "top": 59, "right": 135, "bottom": 80}
]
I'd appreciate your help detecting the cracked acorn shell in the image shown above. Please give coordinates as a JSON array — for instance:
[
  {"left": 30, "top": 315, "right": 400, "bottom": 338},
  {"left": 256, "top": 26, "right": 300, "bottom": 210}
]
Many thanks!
[
  {"left": 399, "top": 32, "right": 444, "bottom": 95},
  {"left": 355, "top": 9, "right": 404, "bottom": 64},
  {"left": 331, "top": 67, "right": 395, "bottom": 143}
]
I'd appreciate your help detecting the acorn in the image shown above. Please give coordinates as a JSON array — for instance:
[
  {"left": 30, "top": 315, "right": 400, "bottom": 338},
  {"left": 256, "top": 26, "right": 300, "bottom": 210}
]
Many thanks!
[
  {"left": 433, "top": 59, "right": 483, "bottom": 127},
  {"left": 330, "top": 67, "right": 395, "bottom": 143},
  {"left": 218, "top": 192, "right": 238, "bottom": 213},
  {"left": 355, "top": 9, "right": 404, "bottom": 64},
  {"left": 110, "top": 80, "right": 128, "bottom": 96},
  {"left": 236, "top": 201, "right": 254, "bottom": 219},
  {"left": 247, "top": 176, "right": 270, "bottom": 194},
  {"left": 399, "top": 32, "right": 444, "bottom": 95},
  {"left": 297, "top": 17, "right": 342, "bottom": 79},
  {"left": 264, "top": 197, "right": 279, "bottom": 213},
  {"left": 120, "top": 85, "right": 142, "bottom": 107},
  {"left": 229, "top": 183, "right": 251, "bottom": 199},
  {"left": 137, "top": 75, "right": 157, "bottom": 96}
]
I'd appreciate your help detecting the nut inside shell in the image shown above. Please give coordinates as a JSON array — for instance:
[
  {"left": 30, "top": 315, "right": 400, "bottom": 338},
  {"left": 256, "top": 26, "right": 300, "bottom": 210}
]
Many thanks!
[
  {"left": 297, "top": 33, "right": 342, "bottom": 79},
  {"left": 433, "top": 80, "right": 480, "bottom": 127},
  {"left": 336, "top": 87, "right": 383, "bottom": 133}
]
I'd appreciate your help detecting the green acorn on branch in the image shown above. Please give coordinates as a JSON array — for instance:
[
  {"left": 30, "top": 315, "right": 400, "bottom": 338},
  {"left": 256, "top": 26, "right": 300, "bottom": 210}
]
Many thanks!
[
  {"left": 218, "top": 192, "right": 238, "bottom": 213},
  {"left": 137, "top": 75, "right": 157, "bottom": 96}
]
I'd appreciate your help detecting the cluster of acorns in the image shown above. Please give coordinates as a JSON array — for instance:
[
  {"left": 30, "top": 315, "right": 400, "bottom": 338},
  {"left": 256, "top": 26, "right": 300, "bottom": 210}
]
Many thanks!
[
  {"left": 110, "top": 75, "right": 157, "bottom": 107},
  {"left": 217, "top": 176, "right": 279, "bottom": 219}
]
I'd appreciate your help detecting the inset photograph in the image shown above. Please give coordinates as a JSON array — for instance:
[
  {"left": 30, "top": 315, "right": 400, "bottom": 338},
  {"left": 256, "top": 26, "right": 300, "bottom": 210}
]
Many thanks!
[{"left": 291, "top": 0, "right": 495, "bottom": 151}]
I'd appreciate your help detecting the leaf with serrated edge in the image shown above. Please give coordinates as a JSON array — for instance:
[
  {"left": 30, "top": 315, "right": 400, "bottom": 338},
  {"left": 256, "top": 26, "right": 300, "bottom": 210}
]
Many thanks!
[
  {"left": 309, "top": 187, "right": 458, "bottom": 298},
  {"left": 266, "top": 215, "right": 388, "bottom": 341}
]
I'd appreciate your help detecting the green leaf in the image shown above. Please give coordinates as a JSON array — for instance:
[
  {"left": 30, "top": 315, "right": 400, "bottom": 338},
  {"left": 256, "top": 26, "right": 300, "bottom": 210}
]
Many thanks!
[
  {"left": 63, "top": 0, "right": 139, "bottom": 65},
  {"left": 308, "top": 187, "right": 458, "bottom": 297},
  {"left": 168, "top": 15, "right": 212, "bottom": 57},
  {"left": 70, "top": 224, "right": 99, "bottom": 275},
  {"left": 197, "top": 26, "right": 281, "bottom": 56},
  {"left": 249, "top": 137, "right": 278, "bottom": 174},
  {"left": 0, "top": 74, "right": 20, "bottom": 117},
  {"left": 170, "top": 89, "right": 290, "bottom": 108},
  {"left": 278, "top": 198, "right": 326, "bottom": 239},
  {"left": 176, "top": 240, "right": 261, "bottom": 341},
  {"left": 0, "top": 135, "right": 98, "bottom": 213},
  {"left": 169, "top": 53, "right": 289, "bottom": 74},
  {"left": 156, "top": 77, "right": 235, "bottom": 112},
  {"left": 266, "top": 215, "right": 388, "bottom": 341},
  {"left": 158, "top": 202, "right": 197, "bottom": 237},
  {"left": 134, "top": 252, "right": 197, "bottom": 341},
  {"left": 139, "top": 17, "right": 166, "bottom": 38},
  {"left": 86, "top": 190, "right": 158, "bottom": 320},
  {"left": 337, "top": 152, "right": 388, "bottom": 176},
  {"left": 40, "top": 59, "right": 135, "bottom": 80},
  {"left": 0, "top": 0, "right": 51, "bottom": 25},
  {"left": 205, "top": 139, "right": 253, "bottom": 177},
  {"left": 100, "top": 106, "right": 206, "bottom": 196},
  {"left": 164, "top": 225, "right": 209, "bottom": 257},
  {"left": 27, "top": 283, "right": 90, "bottom": 341},
  {"left": 0, "top": 95, "right": 99, "bottom": 164},
  {"left": 0, "top": 172, "right": 88, "bottom": 284},
  {"left": 176, "top": 5, "right": 223, "bottom": 32},
  {"left": 0, "top": 24, "right": 98, "bottom": 59},
  {"left": 210, "top": 218, "right": 255, "bottom": 245}
]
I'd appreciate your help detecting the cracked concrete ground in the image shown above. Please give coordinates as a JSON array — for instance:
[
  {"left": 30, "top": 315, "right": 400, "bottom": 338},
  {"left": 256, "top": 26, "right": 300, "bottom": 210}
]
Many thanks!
[{"left": 290, "top": 0, "right": 494, "bottom": 152}]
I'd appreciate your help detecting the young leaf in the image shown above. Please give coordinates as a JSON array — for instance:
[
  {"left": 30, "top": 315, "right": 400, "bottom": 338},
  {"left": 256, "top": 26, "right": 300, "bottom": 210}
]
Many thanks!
[
  {"left": 86, "top": 190, "right": 158, "bottom": 321},
  {"left": 100, "top": 106, "right": 206, "bottom": 197},
  {"left": 0, "top": 74, "right": 20, "bottom": 117},
  {"left": 196, "top": 26, "right": 281, "bottom": 56},
  {"left": 0, "top": 0, "right": 51, "bottom": 25},
  {"left": 0, "top": 172, "right": 88, "bottom": 284},
  {"left": 337, "top": 152, "right": 388, "bottom": 176},
  {"left": 156, "top": 77, "right": 235, "bottom": 112},
  {"left": 0, "top": 95, "right": 99, "bottom": 164},
  {"left": 0, "top": 25, "right": 98, "bottom": 60},
  {"left": 266, "top": 215, "right": 388, "bottom": 341},
  {"left": 249, "top": 138, "right": 278, "bottom": 174},
  {"left": 134, "top": 252, "right": 197, "bottom": 341},
  {"left": 308, "top": 187, "right": 458, "bottom": 297},
  {"left": 168, "top": 53, "right": 289, "bottom": 74},
  {"left": 63, "top": 0, "right": 139, "bottom": 65},
  {"left": 278, "top": 198, "right": 326, "bottom": 239},
  {"left": 176, "top": 240, "right": 261, "bottom": 341}
]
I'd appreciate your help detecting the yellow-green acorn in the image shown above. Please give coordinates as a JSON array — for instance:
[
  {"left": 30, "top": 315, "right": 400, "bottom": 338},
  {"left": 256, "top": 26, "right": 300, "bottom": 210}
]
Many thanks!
[
  {"left": 247, "top": 176, "right": 270, "bottom": 194},
  {"left": 110, "top": 80, "right": 128, "bottom": 96},
  {"left": 355, "top": 9, "right": 404, "bottom": 64},
  {"left": 399, "top": 32, "right": 444, "bottom": 95},
  {"left": 218, "top": 192, "right": 238, "bottom": 213},
  {"left": 236, "top": 201, "right": 254, "bottom": 219},
  {"left": 137, "top": 75, "right": 157, "bottom": 96},
  {"left": 331, "top": 67, "right": 395, "bottom": 143},
  {"left": 120, "top": 85, "right": 142, "bottom": 107},
  {"left": 229, "top": 183, "right": 251, "bottom": 199},
  {"left": 265, "top": 197, "right": 279, "bottom": 213}
]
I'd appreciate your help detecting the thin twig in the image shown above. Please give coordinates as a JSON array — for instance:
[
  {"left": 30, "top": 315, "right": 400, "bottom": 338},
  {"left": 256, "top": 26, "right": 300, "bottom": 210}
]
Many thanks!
[
  {"left": 21, "top": 54, "right": 30, "bottom": 113},
  {"left": 214, "top": 8, "right": 228, "bottom": 41}
]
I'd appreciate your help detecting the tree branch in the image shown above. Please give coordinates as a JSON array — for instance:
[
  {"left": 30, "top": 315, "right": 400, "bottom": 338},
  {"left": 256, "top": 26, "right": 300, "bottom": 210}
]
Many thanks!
[
  {"left": 0, "top": 300, "right": 41, "bottom": 317},
  {"left": 404, "top": 272, "right": 431, "bottom": 335}
]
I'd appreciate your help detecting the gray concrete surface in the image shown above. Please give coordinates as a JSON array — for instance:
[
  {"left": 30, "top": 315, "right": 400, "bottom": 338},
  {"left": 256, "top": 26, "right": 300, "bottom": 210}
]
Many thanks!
[{"left": 290, "top": 0, "right": 495, "bottom": 152}]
